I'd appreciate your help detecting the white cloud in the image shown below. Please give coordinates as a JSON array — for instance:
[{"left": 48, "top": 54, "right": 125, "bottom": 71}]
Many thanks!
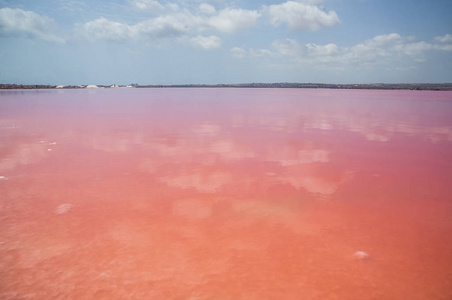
[
  {"left": 234, "top": 33, "right": 452, "bottom": 71},
  {"left": 76, "top": 13, "right": 192, "bottom": 42},
  {"left": 130, "top": 0, "right": 179, "bottom": 12},
  {"left": 167, "top": 3, "right": 179, "bottom": 11},
  {"left": 341, "top": 33, "right": 434, "bottom": 65},
  {"left": 136, "top": 14, "right": 192, "bottom": 37},
  {"left": 434, "top": 34, "right": 452, "bottom": 51},
  {"left": 372, "top": 33, "right": 402, "bottom": 45},
  {"left": 272, "top": 39, "right": 302, "bottom": 57},
  {"left": 131, "top": 0, "right": 165, "bottom": 11},
  {"left": 0, "top": 7, "right": 65, "bottom": 42},
  {"left": 267, "top": 0, "right": 340, "bottom": 31},
  {"left": 76, "top": 5, "right": 261, "bottom": 42},
  {"left": 306, "top": 43, "right": 338, "bottom": 57},
  {"left": 271, "top": 39, "right": 337, "bottom": 62},
  {"left": 435, "top": 44, "right": 452, "bottom": 52},
  {"left": 190, "top": 35, "right": 221, "bottom": 50},
  {"left": 393, "top": 41, "right": 433, "bottom": 56},
  {"left": 58, "top": 0, "right": 89, "bottom": 14},
  {"left": 230, "top": 47, "right": 275, "bottom": 58},
  {"left": 199, "top": 3, "right": 216, "bottom": 14},
  {"left": 435, "top": 34, "right": 452, "bottom": 43},
  {"left": 207, "top": 8, "right": 261, "bottom": 33},
  {"left": 231, "top": 47, "right": 247, "bottom": 58},
  {"left": 249, "top": 48, "right": 274, "bottom": 57},
  {"left": 76, "top": 17, "right": 134, "bottom": 42}
]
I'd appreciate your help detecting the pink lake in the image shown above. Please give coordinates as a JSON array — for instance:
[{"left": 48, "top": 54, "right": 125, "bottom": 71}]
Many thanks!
[{"left": 0, "top": 88, "right": 451, "bottom": 299}]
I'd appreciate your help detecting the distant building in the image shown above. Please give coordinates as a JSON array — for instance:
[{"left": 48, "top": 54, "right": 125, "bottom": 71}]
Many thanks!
[
  {"left": 86, "top": 85, "right": 98, "bottom": 88},
  {"left": 110, "top": 84, "right": 119, "bottom": 88},
  {"left": 56, "top": 85, "right": 65, "bottom": 89}
]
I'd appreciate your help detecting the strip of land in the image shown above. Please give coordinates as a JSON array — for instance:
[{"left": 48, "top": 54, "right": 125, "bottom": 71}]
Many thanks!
[{"left": 1, "top": 83, "right": 452, "bottom": 90}]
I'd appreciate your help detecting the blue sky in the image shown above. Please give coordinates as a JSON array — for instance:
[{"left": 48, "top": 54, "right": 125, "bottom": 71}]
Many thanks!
[{"left": 0, "top": 0, "right": 451, "bottom": 85}]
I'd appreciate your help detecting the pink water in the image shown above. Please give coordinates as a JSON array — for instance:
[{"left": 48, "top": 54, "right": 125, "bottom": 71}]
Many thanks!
[{"left": 0, "top": 88, "right": 451, "bottom": 299}]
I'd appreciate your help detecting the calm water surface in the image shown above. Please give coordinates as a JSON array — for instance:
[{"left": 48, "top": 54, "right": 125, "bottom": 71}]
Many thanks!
[{"left": 0, "top": 88, "right": 451, "bottom": 299}]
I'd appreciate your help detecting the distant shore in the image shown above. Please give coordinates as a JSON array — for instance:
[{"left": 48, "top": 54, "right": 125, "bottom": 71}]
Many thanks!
[{"left": 1, "top": 83, "right": 452, "bottom": 91}]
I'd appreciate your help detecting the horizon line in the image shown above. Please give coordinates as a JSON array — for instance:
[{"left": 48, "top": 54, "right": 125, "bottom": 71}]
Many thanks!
[{"left": 1, "top": 82, "right": 452, "bottom": 91}]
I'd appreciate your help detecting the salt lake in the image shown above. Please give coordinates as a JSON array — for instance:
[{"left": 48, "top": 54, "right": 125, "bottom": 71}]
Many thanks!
[{"left": 0, "top": 88, "right": 451, "bottom": 299}]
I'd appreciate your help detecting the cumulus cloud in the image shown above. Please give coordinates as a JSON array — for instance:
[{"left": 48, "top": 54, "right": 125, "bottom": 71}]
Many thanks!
[
  {"left": 137, "top": 14, "right": 192, "bottom": 37},
  {"left": 231, "top": 47, "right": 247, "bottom": 58},
  {"left": 76, "top": 5, "right": 261, "bottom": 42},
  {"left": 344, "top": 33, "right": 447, "bottom": 62},
  {"left": 55, "top": 1, "right": 344, "bottom": 45},
  {"left": 206, "top": 8, "right": 261, "bottom": 33},
  {"left": 372, "top": 33, "right": 402, "bottom": 45},
  {"left": 131, "top": 0, "right": 179, "bottom": 11},
  {"left": 271, "top": 39, "right": 338, "bottom": 63},
  {"left": 76, "top": 17, "right": 134, "bottom": 42},
  {"left": 0, "top": 7, "right": 65, "bottom": 42},
  {"left": 342, "top": 34, "right": 400, "bottom": 62},
  {"left": 249, "top": 48, "right": 274, "bottom": 57},
  {"left": 272, "top": 39, "right": 302, "bottom": 57},
  {"left": 266, "top": 0, "right": 340, "bottom": 31},
  {"left": 190, "top": 35, "right": 221, "bottom": 49},
  {"left": 434, "top": 34, "right": 452, "bottom": 51},
  {"left": 199, "top": 3, "right": 216, "bottom": 14},
  {"left": 306, "top": 43, "right": 338, "bottom": 56},
  {"left": 131, "top": 0, "right": 165, "bottom": 11},
  {"left": 0, "top": 1, "right": 339, "bottom": 45},
  {"left": 393, "top": 41, "right": 433, "bottom": 56},
  {"left": 234, "top": 32, "right": 452, "bottom": 70},
  {"left": 230, "top": 46, "right": 275, "bottom": 59},
  {"left": 435, "top": 34, "right": 452, "bottom": 43},
  {"left": 76, "top": 13, "right": 192, "bottom": 42}
]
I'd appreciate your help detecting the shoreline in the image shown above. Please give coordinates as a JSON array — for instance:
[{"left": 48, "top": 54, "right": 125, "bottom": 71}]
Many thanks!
[{"left": 1, "top": 83, "right": 452, "bottom": 91}]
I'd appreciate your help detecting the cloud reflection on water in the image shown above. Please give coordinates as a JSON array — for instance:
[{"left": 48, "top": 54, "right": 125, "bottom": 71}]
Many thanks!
[
  {"left": 1, "top": 89, "right": 451, "bottom": 300},
  {"left": 134, "top": 120, "right": 343, "bottom": 197},
  {"left": 1, "top": 89, "right": 450, "bottom": 199},
  {"left": 0, "top": 143, "right": 49, "bottom": 172}
]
